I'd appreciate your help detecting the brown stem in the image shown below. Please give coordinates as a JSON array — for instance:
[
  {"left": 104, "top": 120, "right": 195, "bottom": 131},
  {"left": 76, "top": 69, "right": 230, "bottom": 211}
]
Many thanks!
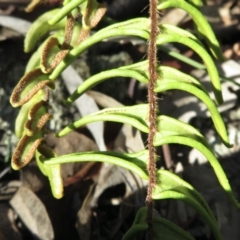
[{"left": 146, "top": 0, "right": 159, "bottom": 238}]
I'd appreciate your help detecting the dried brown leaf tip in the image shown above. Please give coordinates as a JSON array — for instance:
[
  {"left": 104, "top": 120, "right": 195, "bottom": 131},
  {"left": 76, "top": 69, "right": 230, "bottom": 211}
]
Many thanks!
[
  {"left": 62, "top": 14, "right": 75, "bottom": 49},
  {"left": 41, "top": 37, "right": 69, "bottom": 74},
  {"left": 41, "top": 15, "right": 82, "bottom": 72},
  {"left": 11, "top": 131, "right": 44, "bottom": 170},
  {"left": 24, "top": 101, "right": 52, "bottom": 136},
  {"left": 10, "top": 68, "right": 54, "bottom": 108},
  {"left": 78, "top": 0, "right": 106, "bottom": 43},
  {"left": 83, "top": 0, "right": 107, "bottom": 29}
]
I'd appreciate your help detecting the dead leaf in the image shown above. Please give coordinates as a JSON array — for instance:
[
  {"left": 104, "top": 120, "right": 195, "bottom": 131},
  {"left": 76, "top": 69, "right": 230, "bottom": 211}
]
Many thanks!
[
  {"left": 10, "top": 186, "right": 54, "bottom": 240},
  {"left": 45, "top": 131, "right": 101, "bottom": 183},
  {"left": 0, "top": 203, "right": 22, "bottom": 240}
]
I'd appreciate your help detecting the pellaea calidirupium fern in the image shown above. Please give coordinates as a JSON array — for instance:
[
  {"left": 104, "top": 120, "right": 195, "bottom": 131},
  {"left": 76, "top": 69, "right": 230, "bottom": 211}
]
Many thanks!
[{"left": 10, "top": 0, "right": 240, "bottom": 239}]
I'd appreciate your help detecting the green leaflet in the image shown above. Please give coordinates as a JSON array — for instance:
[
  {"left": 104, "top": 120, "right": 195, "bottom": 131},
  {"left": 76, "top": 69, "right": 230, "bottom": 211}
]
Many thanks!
[
  {"left": 25, "top": 50, "right": 41, "bottom": 74},
  {"left": 97, "top": 17, "right": 150, "bottom": 34},
  {"left": 160, "top": 66, "right": 207, "bottom": 91},
  {"left": 155, "top": 79, "right": 231, "bottom": 147},
  {"left": 25, "top": 31, "right": 65, "bottom": 73},
  {"left": 40, "top": 20, "right": 82, "bottom": 73},
  {"left": 161, "top": 23, "right": 200, "bottom": 41},
  {"left": 40, "top": 37, "right": 68, "bottom": 74},
  {"left": 10, "top": 68, "right": 54, "bottom": 108},
  {"left": 120, "top": 60, "right": 208, "bottom": 92},
  {"left": 43, "top": 150, "right": 150, "bottom": 181},
  {"left": 119, "top": 60, "right": 149, "bottom": 73},
  {"left": 24, "top": 9, "right": 66, "bottom": 53},
  {"left": 11, "top": 131, "right": 44, "bottom": 170},
  {"left": 24, "top": 100, "right": 51, "bottom": 136},
  {"left": 159, "top": 45, "right": 240, "bottom": 88},
  {"left": 36, "top": 145, "right": 63, "bottom": 199},
  {"left": 36, "top": 150, "right": 47, "bottom": 176},
  {"left": 156, "top": 115, "right": 206, "bottom": 142},
  {"left": 66, "top": 69, "right": 148, "bottom": 103},
  {"left": 122, "top": 207, "right": 195, "bottom": 240},
  {"left": 48, "top": 0, "right": 86, "bottom": 25},
  {"left": 158, "top": 0, "right": 224, "bottom": 61},
  {"left": 26, "top": 15, "right": 81, "bottom": 73},
  {"left": 155, "top": 170, "right": 216, "bottom": 221},
  {"left": 153, "top": 170, "right": 222, "bottom": 240},
  {"left": 121, "top": 61, "right": 206, "bottom": 92},
  {"left": 155, "top": 115, "right": 240, "bottom": 209},
  {"left": 80, "top": 0, "right": 107, "bottom": 30},
  {"left": 65, "top": 60, "right": 149, "bottom": 104},
  {"left": 46, "top": 163, "right": 63, "bottom": 199},
  {"left": 157, "top": 24, "right": 223, "bottom": 104},
  {"left": 49, "top": 27, "right": 150, "bottom": 79},
  {"left": 57, "top": 104, "right": 150, "bottom": 136},
  {"left": 14, "top": 90, "right": 47, "bottom": 138}
]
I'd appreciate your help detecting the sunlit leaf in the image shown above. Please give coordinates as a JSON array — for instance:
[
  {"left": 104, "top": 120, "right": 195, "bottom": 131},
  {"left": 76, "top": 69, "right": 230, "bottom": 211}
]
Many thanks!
[
  {"left": 155, "top": 116, "right": 240, "bottom": 208},
  {"left": 158, "top": 0, "right": 224, "bottom": 60},
  {"left": 14, "top": 90, "right": 47, "bottom": 138},
  {"left": 155, "top": 79, "right": 231, "bottom": 147},
  {"left": 36, "top": 145, "right": 64, "bottom": 199},
  {"left": 10, "top": 69, "right": 54, "bottom": 107},
  {"left": 66, "top": 69, "right": 148, "bottom": 103},
  {"left": 157, "top": 24, "right": 222, "bottom": 104},
  {"left": 48, "top": 0, "right": 86, "bottom": 25},
  {"left": 24, "top": 8, "right": 65, "bottom": 53},
  {"left": 11, "top": 131, "right": 44, "bottom": 170},
  {"left": 57, "top": 104, "right": 150, "bottom": 137},
  {"left": 43, "top": 150, "right": 150, "bottom": 180}
]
